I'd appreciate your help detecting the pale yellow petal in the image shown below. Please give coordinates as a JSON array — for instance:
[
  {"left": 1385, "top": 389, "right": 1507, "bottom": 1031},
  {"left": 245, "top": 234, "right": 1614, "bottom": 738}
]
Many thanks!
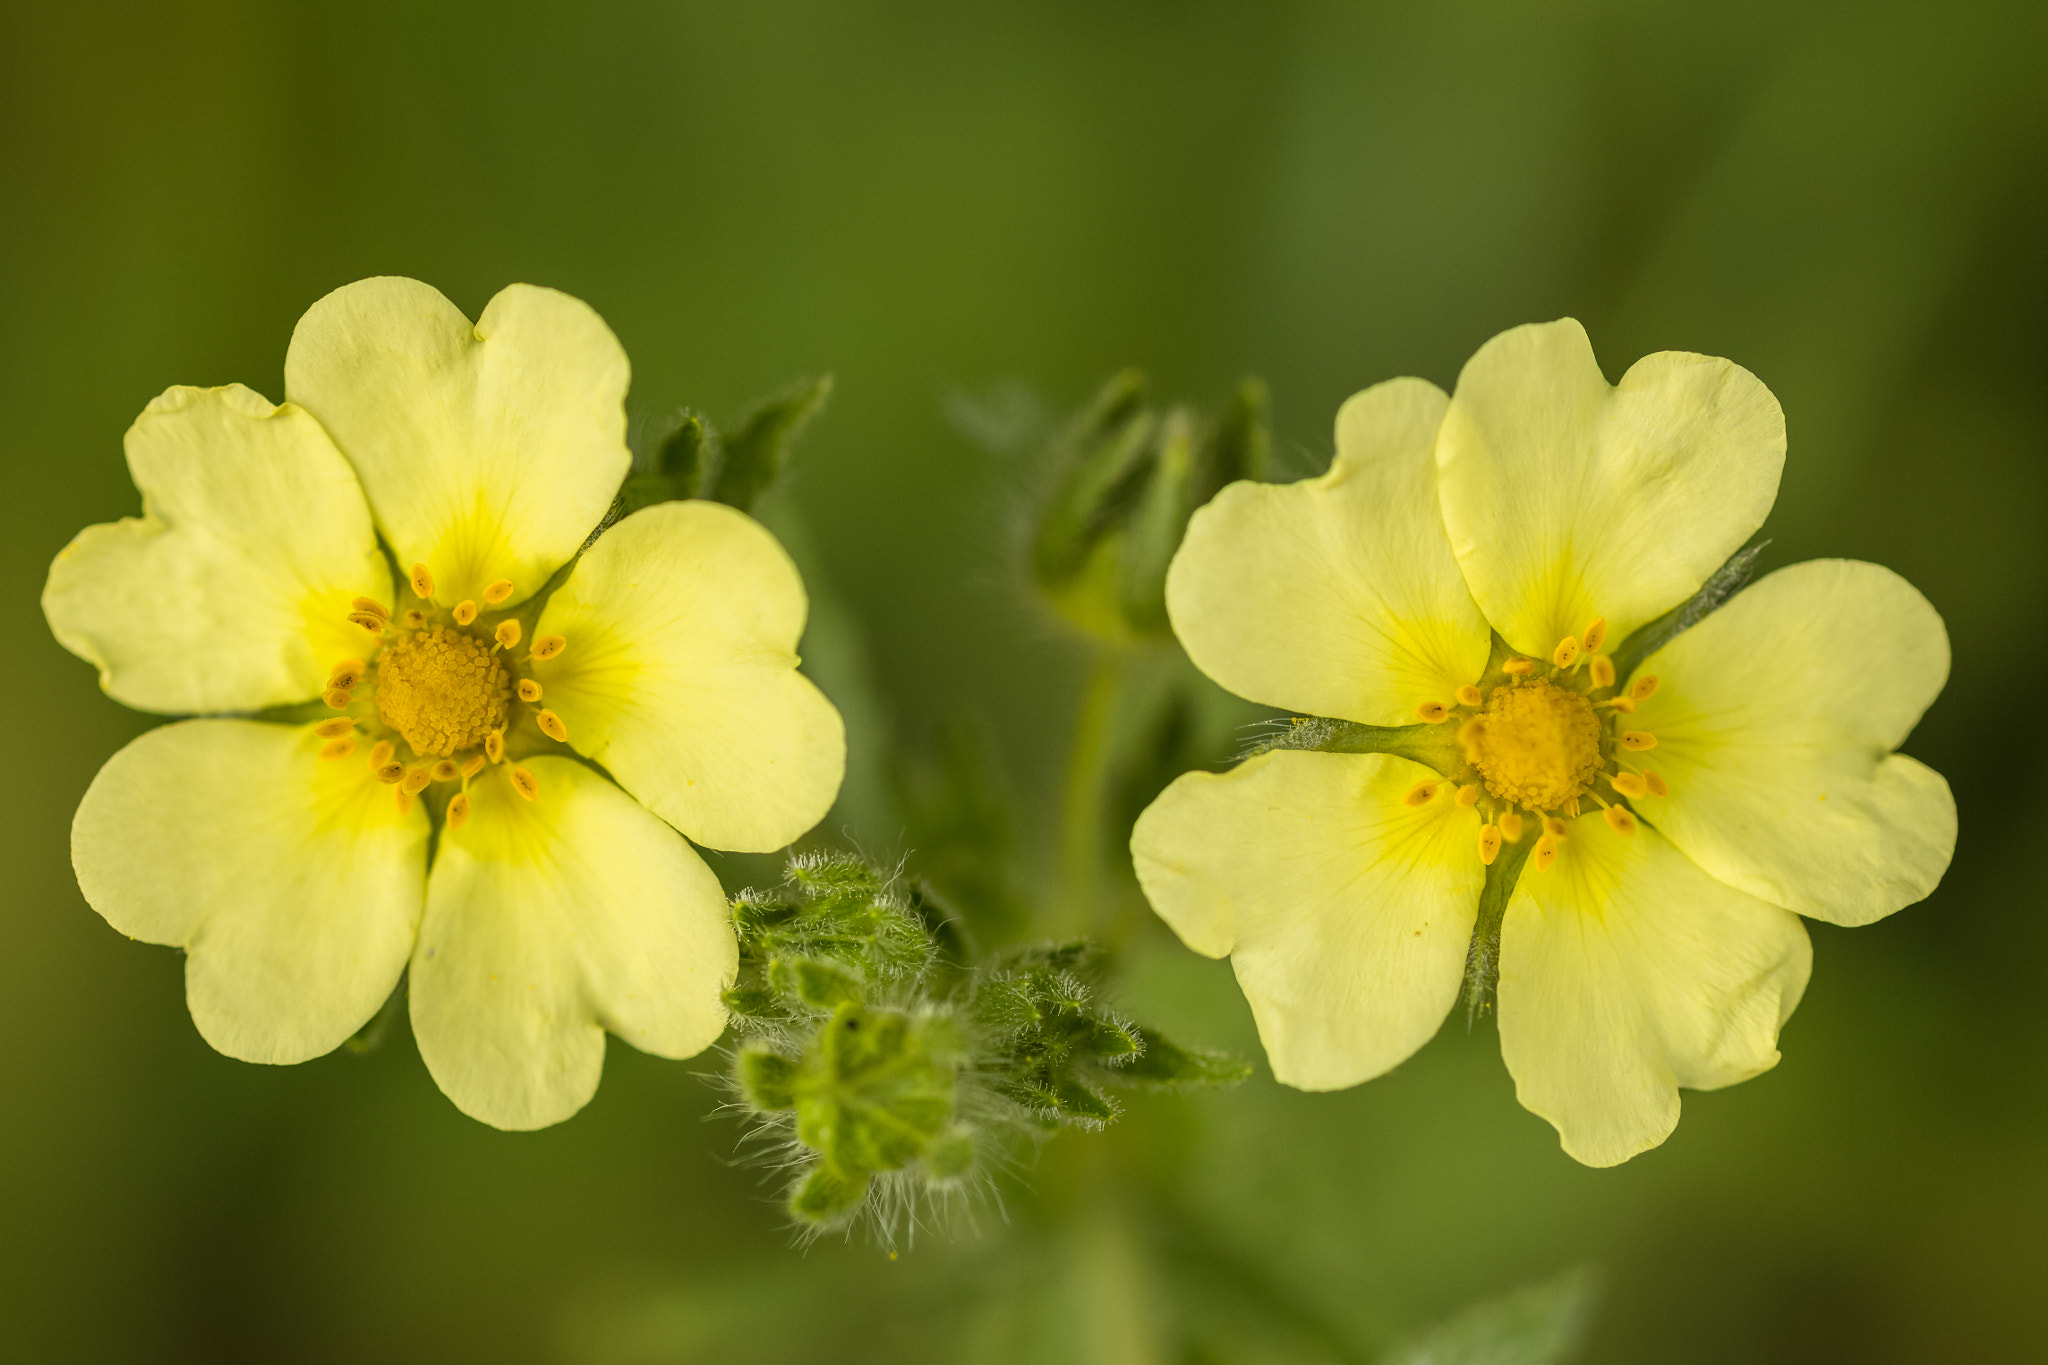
[
  {"left": 1498, "top": 818, "right": 1810, "bottom": 1167},
  {"left": 1132, "top": 749, "right": 1484, "bottom": 1090},
  {"left": 1627, "top": 558, "right": 1953, "bottom": 926},
  {"left": 1166, "top": 378, "right": 1491, "bottom": 723},
  {"left": 43, "top": 385, "right": 388, "bottom": 713},
  {"left": 531, "top": 500, "right": 845, "bottom": 853},
  {"left": 71, "top": 719, "right": 426, "bottom": 1063},
  {"left": 410, "top": 757, "right": 736, "bottom": 1130},
  {"left": 1436, "top": 319, "right": 1785, "bottom": 657},
  {"left": 283, "top": 278, "right": 631, "bottom": 607}
]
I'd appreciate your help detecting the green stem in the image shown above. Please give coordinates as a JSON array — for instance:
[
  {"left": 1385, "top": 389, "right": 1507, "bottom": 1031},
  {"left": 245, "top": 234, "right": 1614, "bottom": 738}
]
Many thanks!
[{"left": 1057, "top": 650, "right": 1126, "bottom": 936}]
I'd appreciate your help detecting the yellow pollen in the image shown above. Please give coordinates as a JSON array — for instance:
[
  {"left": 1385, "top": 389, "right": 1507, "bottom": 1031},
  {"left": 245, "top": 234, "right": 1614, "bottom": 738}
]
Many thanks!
[
  {"left": 1580, "top": 617, "right": 1607, "bottom": 655},
  {"left": 350, "top": 597, "right": 389, "bottom": 620},
  {"left": 318, "top": 737, "right": 356, "bottom": 761},
  {"left": 313, "top": 717, "right": 354, "bottom": 739},
  {"left": 375, "top": 627, "right": 512, "bottom": 756},
  {"left": 1644, "top": 770, "right": 1668, "bottom": 797},
  {"left": 1498, "top": 811, "right": 1524, "bottom": 843},
  {"left": 1478, "top": 824, "right": 1502, "bottom": 865},
  {"left": 410, "top": 563, "right": 435, "bottom": 600},
  {"left": 510, "top": 765, "right": 540, "bottom": 801},
  {"left": 1455, "top": 685, "right": 1483, "bottom": 708},
  {"left": 483, "top": 579, "right": 516, "bottom": 605},
  {"left": 1502, "top": 657, "right": 1535, "bottom": 677},
  {"left": 1455, "top": 783, "right": 1480, "bottom": 808},
  {"left": 1403, "top": 780, "right": 1439, "bottom": 807},
  {"left": 495, "top": 620, "right": 523, "bottom": 651},
  {"left": 323, "top": 687, "right": 352, "bottom": 710},
  {"left": 430, "top": 759, "right": 460, "bottom": 782},
  {"left": 1629, "top": 675, "right": 1659, "bottom": 701},
  {"left": 1464, "top": 679, "right": 1603, "bottom": 813},
  {"left": 453, "top": 600, "right": 479, "bottom": 626},
  {"left": 1611, "top": 771, "right": 1649, "bottom": 798},
  {"left": 447, "top": 792, "right": 472, "bottom": 831},
  {"left": 1532, "top": 834, "right": 1559, "bottom": 873},
  {"left": 536, "top": 709, "right": 569, "bottom": 742},
  {"left": 1416, "top": 701, "right": 1450, "bottom": 724},
  {"left": 1551, "top": 636, "right": 1580, "bottom": 669},
  {"left": 367, "top": 739, "right": 394, "bottom": 769},
  {"left": 1589, "top": 655, "right": 1616, "bottom": 689},
  {"left": 530, "top": 634, "right": 567, "bottom": 662},
  {"left": 517, "top": 678, "right": 543, "bottom": 703},
  {"left": 1603, "top": 806, "right": 1638, "bottom": 835},
  {"left": 1620, "top": 730, "right": 1657, "bottom": 751}
]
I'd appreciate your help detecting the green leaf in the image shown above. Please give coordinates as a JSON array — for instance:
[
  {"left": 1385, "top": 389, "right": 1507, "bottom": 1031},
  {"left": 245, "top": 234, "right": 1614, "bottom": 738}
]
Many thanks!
[
  {"left": 789, "top": 1164, "right": 872, "bottom": 1224},
  {"left": 1197, "top": 375, "right": 1272, "bottom": 500},
  {"left": 1382, "top": 1265, "right": 1603, "bottom": 1365},
  {"left": 1119, "top": 1026, "right": 1253, "bottom": 1090},
  {"left": 737, "top": 1046, "right": 800, "bottom": 1111},
  {"left": 1114, "top": 407, "right": 1196, "bottom": 634},
  {"left": 1031, "top": 371, "right": 1157, "bottom": 587},
  {"left": 709, "top": 374, "right": 834, "bottom": 512},
  {"left": 769, "top": 956, "right": 866, "bottom": 1011}
]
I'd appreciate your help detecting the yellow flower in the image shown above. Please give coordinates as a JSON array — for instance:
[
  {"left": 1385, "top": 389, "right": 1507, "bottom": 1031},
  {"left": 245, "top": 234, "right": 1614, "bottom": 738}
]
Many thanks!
[
  {"left": 1131, "top": 320, "right": 1954, "bottom": 1165},
  {"left": 44, "top": 278, "right": 846, "bottom": 1130}
]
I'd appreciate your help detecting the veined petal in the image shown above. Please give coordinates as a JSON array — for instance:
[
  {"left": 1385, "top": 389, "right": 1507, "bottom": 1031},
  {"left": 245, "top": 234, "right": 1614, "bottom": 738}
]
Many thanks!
[
  {"left": 71, "top": 719, "right": 426, "bottom": 1063},
  {"left": 531, "top": 500, "right": 845, "bottom": 853},
  {"left": 1498, "top": 818, "right": 1810, "bottom": 1167},
  {"left": 1436, "top": 319, "right": 1785, "bottom": 657},
  {"left": 410, "top": 757, "right": 736, "bottom": 1131},
  {"left": 1627, "top": 559, "right": 1954, "bottom": 926},
  {"left": 1131, "top": 749, "right": 1484, "bottom": 1090},
  {"left": 43, "top": 385, "right": 388, "bottom": 713},
  {"left": 1166, "top": 378, "right": 1491, "bottom": 724},
  {"left": 283, "top": 278, "right": 631, "bottom": 607}
]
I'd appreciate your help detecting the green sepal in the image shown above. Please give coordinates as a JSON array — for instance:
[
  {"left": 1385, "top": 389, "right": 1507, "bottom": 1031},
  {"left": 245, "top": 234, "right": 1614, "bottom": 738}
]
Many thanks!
[
  {"left": 343, "top": 972, "right": 407, "bottom": 1056},
  {"left": 720, "top": 985, "right": 781, "bottom": 1020},
  {"left": 1114, "top": 408, "right": 1196, "bottom": 634},
  {"left": 737, "top": 1045, "right": 801, "bottom": 1111},
  {"left": 1250, "top": 716, "right": 1462, "bottom": 775},
  {"left": 923, "top": 1126, "right": 976, "bottom": 1180},
  {"left": 1032, "top": 374, "right": 1157, "bottom": 588},
  {"left": 1051, "top": 1080, "right": 1120, "bottom": 1127},
  {"left": 1119, "top": 1026, "right": 1253, "bottom": 1090},
  {"left": 770, "top": 956, "right": 866, "bottom": 1011},
  {"left": 1607, "top": 541, "right": 1767, "bottom": 682},
  {"left": 789, "top": 1164, "right": 872, "bottom": 1224},
  {"left": 708, "top": 374, "right": 834, "bottom": 513},
  {"left": 1461, "top": 831, "right": 1536, "bottom": 1026},
  {"left": 1198, "top": 376, "right": 1272, "bottom": 497},
  {"left": 790, "top": 1005, "right": 960, "bottom": 1177},
  {"left": 614, "top": 410, "right": 721, "bottom": 521}
]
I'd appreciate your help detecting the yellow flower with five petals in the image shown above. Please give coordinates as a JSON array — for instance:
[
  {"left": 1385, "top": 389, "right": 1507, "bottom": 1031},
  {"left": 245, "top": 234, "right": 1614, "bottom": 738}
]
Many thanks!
[
  {"left": 45, "top": 277, "right": 846, "bottom": 1130},
  {"left": 1131, "top": 319, "right": 1954, "bottom": 1165}
]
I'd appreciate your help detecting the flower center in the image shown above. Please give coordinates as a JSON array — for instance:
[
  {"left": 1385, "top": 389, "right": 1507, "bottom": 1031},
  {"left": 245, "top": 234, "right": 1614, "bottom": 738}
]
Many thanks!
[
  {"left": 1464, "top": 678, "right": 1602, "bottom": 812},
  {"left": 374, "top": 625, "right": 511, "bottom": 756}
]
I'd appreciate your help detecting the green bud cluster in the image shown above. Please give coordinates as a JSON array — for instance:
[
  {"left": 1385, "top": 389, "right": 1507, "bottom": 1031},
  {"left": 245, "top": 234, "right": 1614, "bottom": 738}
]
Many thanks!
[
  {"left": 1030, "top": 372, "right": 1270, "bottom": 641},
  {"left": 724, "top": 853, "right": 1249, "bottom": 1240},
  {"left": 605, "top": 373, "right": 834, "bottom": 528}
]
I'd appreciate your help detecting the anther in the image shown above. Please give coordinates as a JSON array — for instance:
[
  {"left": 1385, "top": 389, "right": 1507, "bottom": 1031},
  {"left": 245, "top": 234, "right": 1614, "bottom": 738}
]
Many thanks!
[
  {"left": 402, "top": 610, "right": 427, "bottom": 630},
  {"left": 1502, "top": 657, "right": 1535, "bottom": 677},
  {"left": 1589, "top": 655, "right": 1616, "bottom": 689},
  {"left": 431, "top": 759, "right": 460, "bottom": 783},
  {"left": 1498, "top": 811, "right": 1524, "bottom": 843},
  {"left": 1620, "top": 730, "right": 1658, "bottom": 751},
  {"left": 530, "top": 635, "right": 567, "bottom": 661},
  {"left": 1644, "top": 771, "right": 1668, "bottom": 797},
  {"left": 510, "top": 766, "right": 540, "bottom": 801},
  {"left": 1611, "top": 771, "right": 1649, "bottom": 798},
  {"left": 536, "top": 709, "right": 569, "bottom": 742},
  {"left": 1417, "top": 701, "right": 1451, "bottom": 724},
  {"left": 1603, "top": 806, "right": 1638, "bottom": 835},
  {"left": 1580, "top": 618, "right": 1607, "bottom": 656},
  {"left": 1456, "top": 685, "right": 1483, "bottom": 708},
  {"left": 327, "top": 665, "right": 366, "bottom": 692},
  {"left": 1629, "top": 675, "right": 1659, "bottom": 702},
  {"left": 517, "top": 678, "right": 543, "bottom": 703},
  {"left": 461, "top": 754, "right": 486, "bottom": 778},
  {"left": 367, "top": 740, "right": 394, "bottom": 769},
  {"left": 350, "top": 597, "right": 389, "bottom": 620},
  {"left": 313, "top": 717, "right": 354, "bottom": 739},
  {"left": 1596, "top": 696, "right": 1637, "bottom": 713},
  {"left": 329, "top": 658, "right": 366, "bottom": 680},
  {"left": 1455, "top": 783, "right": 1480, "bottom": 808},
  {"left": 345, "top": 612, "right": 386, "bottom": 635},
  {"left": 323, "top": 687, "right": 352, "bottom": 710},
  {"left": 447, "top": 792, "right": 472, "bottom": 831},
  {"left": 401, "top": 767, "right": 432, "bottom": 795},
  {"left": 484, "top": 730, "right": 505, "bottom": 763},
  {"left": 1479, "top": 825, "right": 1502, "bottom": 865},
  {"left": 495, "top": 620, "right": 522, "bottom": 651},
  {"left": 453, "top": 600, "right": 479, "bottom": 626},
  {"left": 1543, "top": 816, "right": 1569, "bottom": 840},
  {"left": 1403, "top": 780, "right": 1439, "bottom": 807},
  {"left": 1532, "top": 835, "right": 1559, "bottom": 873},
  {"left": 483, "top": 579, "right": 516, "bottom": 605},
  {"left": 374, "top": 761, "right": 405, "bottom": 785},
  {"left": 1551, "top": 636, "right": 1580, "bottom": 669},
  {"left": 318, "top": 737, "right": 357, "bottom": 761},
  {"left": 410, "top": 563, "right": 435, "bottom": 600}
]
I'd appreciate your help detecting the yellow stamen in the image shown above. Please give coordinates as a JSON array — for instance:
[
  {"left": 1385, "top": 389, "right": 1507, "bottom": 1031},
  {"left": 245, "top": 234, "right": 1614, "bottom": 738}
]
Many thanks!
[
  {"left": 394, "top": 785, "right": 414, "bottom": 815},
  {"left": 1580, "top": 617, "right": 1607, "bottom": 656},
  {"left": 1464, "top": 678, "right": 1602, "bottom": 812},
  {"left": 318, "top": 737, "right": 356, "bottom": 761},
  {"left": 401, "top": 767, "right": 432, "bottom": 795},
  {"left": 1478, "top": 825, "right": 1502, "bottom": 865},
  {"left": 461, "top": 754, "right": 486, "bottom": 778},
  {"left": 1620, "top": 730, "right": 1657, "bottom": 751},
  {"left": 345, "top": 611, "right": 386, "bottom": 635},
  {"left": 1551, "top": 636, "right": 1580, "bottom": 669},
  {"left": 482, "top": 579, "right": 516, "bottom": 605},
  {"left": 1644, "top": 770, "right": 1668, "bottom": 797},
  {"left": 329, "top": 658, "right": 366, "bottom": 680},
  {"left": 494, "top": 620, "right": 523, "bottom": 651},
  {"left": 327, "top": 665, "right": 366, "bottom": 692},
  {"left": 517, "top": 678, "right": 543, "bottom": 703},
  {"left": 1603, "top": 805, "right": 1638, "bottom": 835},
  {"left": 530, "top": 634, "right": 567, "bottom": 661},
  {"left": 1498, "top": 811, "right": 1524, "bottom": 843},
  {"left": 1501, "top": 657, "right": 1535, "bottom": 677},
  {"left": 322, "top": 687, "right": 352, "bottom": 710},
  {"left": 1455, "top": 685, "right": 1483, "bottom": 708},
  {"left": 446, "top": 792, "right": 471, "bottom": 831},
  {"left": 367, "top": 739, "right": 394, "bottom": 769},
  {"left": 374, "top": 761, "right": 406, "bottom": 785},
  {"left": 536, "top": 708, "right": 569, "bottom": 742},
  {"left": 410, "top": 563, "right": 435, "bottom": 600},
  {"left": 1629, "top": 675, "right": 1659, "bottom": 701},
  {"left": 1532, "top": 834, "right": 1558, "bottom": 872},
  {"left": 1542, "top": 816, "right": 1568, "bottom": 839},
  {"left": 313, "top": 717, "right": 354, "bottom": 739},
  {"left": 510, "top": 765, "right": 540, "bottom": 801},
  {"left": 430, "top": 759, "right": 460, "bottom": 782},
  {"left": 484, "top": 729, "right": 505, "bottom": 763},
  {"left": 452, "top": 600, "right": 479, "bottom": 626},
  {"left": 1589, "top": 655, "right": 1616, "bottom": 689},
  {"left": 374, "top": 626, "right": 512, "bottom": 756},
  {"left": 1596, "top": 696, "right": 1636, "bottom": 713},
  {"left": 1455, "top": 783, "right": 1480, "bottom": 808},
  {"left": 1403, "top": 779, "right": 1439, "bottom": 807},
  {"left": 402, "top": 609, "right": 427, "bottom": 630},
  {"left": 350, "top": 597, "right": 388, "bottom": 620},
  {"left": 1416, "top": 701, "right": 1450, "bottom": 724},
  {"left": 1611, "top": 771, "right": 1649, "bottom": 798}
]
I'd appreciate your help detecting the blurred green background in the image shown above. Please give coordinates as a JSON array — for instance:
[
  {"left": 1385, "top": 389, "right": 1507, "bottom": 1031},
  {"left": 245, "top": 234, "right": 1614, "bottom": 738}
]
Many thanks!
[{"left": 5, "top": 2, "right": 2046, "bottom": 1361}]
